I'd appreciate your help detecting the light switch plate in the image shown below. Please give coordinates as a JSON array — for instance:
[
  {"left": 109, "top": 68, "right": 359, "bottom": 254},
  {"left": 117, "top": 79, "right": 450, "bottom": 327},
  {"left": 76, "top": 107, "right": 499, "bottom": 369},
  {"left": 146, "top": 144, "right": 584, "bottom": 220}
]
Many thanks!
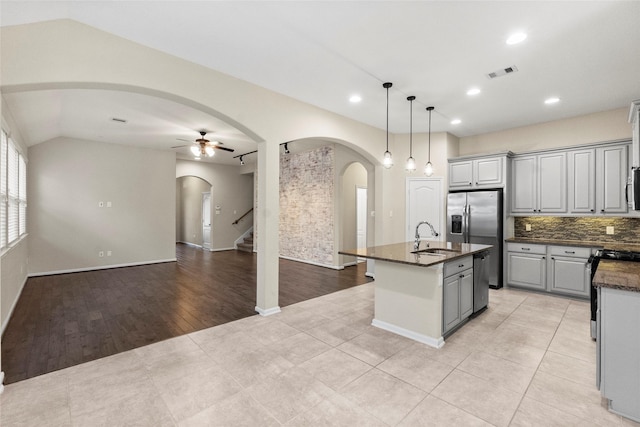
[
  {"left": 606, "top": 226, "right": 614, "bottom": 235},
  {"left": 525, "top": 224, "right": 532, "bottom": 231}
]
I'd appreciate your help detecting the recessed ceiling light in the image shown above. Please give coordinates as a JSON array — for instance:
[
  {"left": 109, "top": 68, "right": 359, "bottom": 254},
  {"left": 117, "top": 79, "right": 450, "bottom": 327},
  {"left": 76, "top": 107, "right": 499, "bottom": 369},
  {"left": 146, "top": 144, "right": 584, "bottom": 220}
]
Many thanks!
[
  {"left": 451, "top": 119, "right": 462, "bottom": 125},
  {"left": 544, "top": 97, "right": 560, "bottom": 105},
  {"left": 467, "top": 88, "right": 481, "bottom": 96},
  {"left": 349, "top": 95, "right": 362, "bottom": 103},
  {"left": 506, "top": 32, "right": 527, "bottom": 45}
]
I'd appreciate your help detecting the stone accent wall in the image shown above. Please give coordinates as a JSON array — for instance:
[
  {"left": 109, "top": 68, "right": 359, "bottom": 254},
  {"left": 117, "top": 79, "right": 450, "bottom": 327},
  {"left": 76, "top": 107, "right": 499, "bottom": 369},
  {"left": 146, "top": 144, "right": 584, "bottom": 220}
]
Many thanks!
[
  {"left": 514, "top": 216, "right": 640, "bottom": 243},
  {"left": 280, "top": 146, "right": 334, "bottom": 265}
]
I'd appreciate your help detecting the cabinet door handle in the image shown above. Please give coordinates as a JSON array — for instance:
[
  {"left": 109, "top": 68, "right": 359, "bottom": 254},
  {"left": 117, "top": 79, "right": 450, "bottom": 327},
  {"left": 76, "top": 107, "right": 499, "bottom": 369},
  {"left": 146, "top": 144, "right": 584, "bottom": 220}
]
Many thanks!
[
  {"left": 625, "top": 182, "right": 629, "bottom": 204},
  {"left": 564, "top": 251, "right": 575, "bottom": 254},
  {"left": 460, "top": 274, "right": 464, "bottom": 278},
  {"left": 601, "top": 209, "right": 605, "bottom": 213},
  {"left": 551, "top": 257, "right": 555, "bottom": 260},
  {"left": 590, "top": 209, "right": 595, "bottom": 213},
  {"left": 542, "top": 256, "right": 546, "bottom": 260}
]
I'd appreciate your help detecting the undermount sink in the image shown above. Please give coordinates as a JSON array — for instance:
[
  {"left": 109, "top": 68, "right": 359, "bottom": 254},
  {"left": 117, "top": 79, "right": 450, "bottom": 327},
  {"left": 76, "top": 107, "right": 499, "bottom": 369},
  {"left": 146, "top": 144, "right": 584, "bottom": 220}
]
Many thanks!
[{"left": 412, "top": 248, "right": 461, "bottom": 256}]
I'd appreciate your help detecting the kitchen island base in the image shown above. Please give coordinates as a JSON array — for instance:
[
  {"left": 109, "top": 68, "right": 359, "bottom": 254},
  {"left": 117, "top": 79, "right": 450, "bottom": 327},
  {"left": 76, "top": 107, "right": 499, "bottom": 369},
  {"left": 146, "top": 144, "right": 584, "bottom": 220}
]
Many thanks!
[{"left": 372, "top": 259, "right": 445, "bottom": 348}]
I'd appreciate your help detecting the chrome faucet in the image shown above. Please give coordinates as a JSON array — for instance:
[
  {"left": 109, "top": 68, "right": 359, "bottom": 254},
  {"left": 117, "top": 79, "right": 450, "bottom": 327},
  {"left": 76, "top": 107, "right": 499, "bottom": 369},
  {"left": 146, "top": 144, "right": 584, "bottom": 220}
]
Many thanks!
[{"left": 414, "top": 221, "right": 439, "bottom": 250}]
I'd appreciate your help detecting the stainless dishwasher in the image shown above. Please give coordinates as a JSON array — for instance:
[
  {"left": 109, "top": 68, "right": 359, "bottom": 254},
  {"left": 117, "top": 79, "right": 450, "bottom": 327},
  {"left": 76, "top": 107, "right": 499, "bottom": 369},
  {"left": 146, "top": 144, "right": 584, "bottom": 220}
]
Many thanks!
[{"left": 473, "top": 251, "right": 490, "bottom": 313}]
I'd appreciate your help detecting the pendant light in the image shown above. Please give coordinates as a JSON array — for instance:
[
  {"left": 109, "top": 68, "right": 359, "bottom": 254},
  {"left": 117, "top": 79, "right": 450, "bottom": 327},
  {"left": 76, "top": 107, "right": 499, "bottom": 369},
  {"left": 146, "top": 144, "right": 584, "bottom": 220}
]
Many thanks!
[
  {"left": 406, "top": 96, "right": 416, "bottom": 172},
  {"left": 382, "top": 82, "right": 393, "bottom": 168},
  {"left": 425, "top": 106, "right": 434, "bottom": 176}
]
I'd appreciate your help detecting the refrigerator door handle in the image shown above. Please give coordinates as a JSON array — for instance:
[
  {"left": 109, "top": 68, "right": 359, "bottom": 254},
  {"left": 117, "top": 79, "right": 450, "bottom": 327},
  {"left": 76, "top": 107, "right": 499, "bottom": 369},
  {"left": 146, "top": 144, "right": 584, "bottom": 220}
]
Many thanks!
[{"left": 463, "top": 204, "right": 469, "bottom": 243}]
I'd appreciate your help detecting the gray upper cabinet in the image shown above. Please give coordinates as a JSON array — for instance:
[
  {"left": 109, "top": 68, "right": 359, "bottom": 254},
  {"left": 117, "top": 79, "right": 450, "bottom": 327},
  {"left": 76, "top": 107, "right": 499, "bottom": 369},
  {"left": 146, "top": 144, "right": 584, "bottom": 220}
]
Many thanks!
[
  {"left": 568, "top": 148, "right": 596, "bottom": 213},
  {"left": 596, "top": 144, "right": 629, "bottom": 214},
  {"left": 449, "top": 155, "right": 506, "bottom": 190},
  {"left": 512, "top": 141, "right": 630, "bottom": 216},
  {"left": 511, "top": 152, "right": 566, "bottom": 214}
]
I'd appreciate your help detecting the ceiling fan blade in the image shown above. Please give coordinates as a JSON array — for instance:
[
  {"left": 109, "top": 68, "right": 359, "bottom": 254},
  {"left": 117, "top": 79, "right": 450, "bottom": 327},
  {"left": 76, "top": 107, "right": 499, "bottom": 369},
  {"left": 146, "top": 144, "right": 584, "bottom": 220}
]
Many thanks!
[
  {"left": 213, "top": 145, "right": 235, "bottom": 152},
  {"left": 171, "top": 144, "right": 191, "bottom": 149}
]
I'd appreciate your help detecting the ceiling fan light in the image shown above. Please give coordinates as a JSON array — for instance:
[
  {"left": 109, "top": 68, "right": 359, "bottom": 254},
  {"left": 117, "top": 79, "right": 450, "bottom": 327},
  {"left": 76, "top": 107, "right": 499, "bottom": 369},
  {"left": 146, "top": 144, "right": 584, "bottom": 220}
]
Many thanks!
[
  {"left": 190, "top": 145, "right": 200, "bottom": 156},
  {"left": 205, "top": 146, "right": 215, "bottom": 157}
]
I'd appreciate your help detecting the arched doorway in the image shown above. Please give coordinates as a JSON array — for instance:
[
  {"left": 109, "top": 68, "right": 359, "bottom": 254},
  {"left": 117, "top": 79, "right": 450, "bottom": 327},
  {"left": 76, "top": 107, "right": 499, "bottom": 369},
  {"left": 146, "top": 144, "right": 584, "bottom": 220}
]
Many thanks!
[{"left": 176, "top": 176, "right": 213, "bottom": 249}]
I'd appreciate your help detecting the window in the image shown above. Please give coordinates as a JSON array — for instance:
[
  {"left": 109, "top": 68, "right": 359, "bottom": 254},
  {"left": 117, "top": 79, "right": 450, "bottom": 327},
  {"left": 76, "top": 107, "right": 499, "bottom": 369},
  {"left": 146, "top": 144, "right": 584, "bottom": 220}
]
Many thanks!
[{"left": 1, "top": 128, "right": 27, "bottom": 250}]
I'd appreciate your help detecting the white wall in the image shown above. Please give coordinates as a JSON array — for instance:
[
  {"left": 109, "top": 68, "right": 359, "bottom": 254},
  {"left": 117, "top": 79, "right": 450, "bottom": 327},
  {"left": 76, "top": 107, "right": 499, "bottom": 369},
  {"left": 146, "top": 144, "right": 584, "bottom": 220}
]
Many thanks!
[
  {"left": 176, "top": 160, "right": 254, "bottom": 250},
  {"left": 28, "top": 137, "right": 177, "bottom": 275},
  {"left": 459, "top": 107, "right": 631, "bottom": 155}
]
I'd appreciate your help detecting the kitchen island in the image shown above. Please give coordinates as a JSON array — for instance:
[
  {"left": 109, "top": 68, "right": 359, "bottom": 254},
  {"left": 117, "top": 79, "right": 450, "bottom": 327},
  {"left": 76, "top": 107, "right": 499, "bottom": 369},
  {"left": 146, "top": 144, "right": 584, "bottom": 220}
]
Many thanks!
[
  {"left": 339, "top": 241, "right": 492, "bottom": 348},
  {"left": 593, "top": 260, "right": 640, "bottom": 423}
]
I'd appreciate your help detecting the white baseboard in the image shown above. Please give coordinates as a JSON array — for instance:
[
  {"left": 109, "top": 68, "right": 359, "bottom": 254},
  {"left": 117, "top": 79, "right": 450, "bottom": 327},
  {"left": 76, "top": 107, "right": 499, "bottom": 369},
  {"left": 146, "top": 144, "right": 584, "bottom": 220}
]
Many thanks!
[
  {"left": 1, "top": 274, "right": 28, "bottom": 336},
  {"left": 255, "top": 306, "right": 281, "bottom": 316},
  {"left": 365, "top": 272, "right": 375, "bottom": 279},
  {"left": 210, "top": 247, "right": 236, "bottom": 252},
  {"left": 280, "top": 255, "right": 343, "bottom": 270},
  {"left": 371, "top": 318, "right": 444, "bottom": 349},
  {"left": 28, "top": 258, "right": 177, "bottom": 278}
]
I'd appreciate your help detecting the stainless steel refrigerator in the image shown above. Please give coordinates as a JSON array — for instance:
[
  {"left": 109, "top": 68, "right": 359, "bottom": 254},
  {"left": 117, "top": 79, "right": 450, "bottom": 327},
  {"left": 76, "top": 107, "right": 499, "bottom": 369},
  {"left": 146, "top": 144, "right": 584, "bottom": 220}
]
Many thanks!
[{"left": 447, "top": 190, "right": 503, "bottom": 289}]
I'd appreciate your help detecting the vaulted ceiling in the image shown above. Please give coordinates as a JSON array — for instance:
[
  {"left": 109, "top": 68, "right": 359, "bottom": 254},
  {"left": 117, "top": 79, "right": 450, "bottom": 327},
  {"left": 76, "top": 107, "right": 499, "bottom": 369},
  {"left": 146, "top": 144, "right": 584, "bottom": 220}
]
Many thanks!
[{"left": 2, "top": 1, "right": 639, "bottom": 165}]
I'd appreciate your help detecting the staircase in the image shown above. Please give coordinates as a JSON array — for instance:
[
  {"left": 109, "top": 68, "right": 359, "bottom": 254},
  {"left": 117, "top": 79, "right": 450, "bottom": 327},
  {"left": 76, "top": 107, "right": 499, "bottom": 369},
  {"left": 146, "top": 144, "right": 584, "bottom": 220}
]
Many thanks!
[{"left": 237, "top": 232, "right": 254, "bottom": 253}]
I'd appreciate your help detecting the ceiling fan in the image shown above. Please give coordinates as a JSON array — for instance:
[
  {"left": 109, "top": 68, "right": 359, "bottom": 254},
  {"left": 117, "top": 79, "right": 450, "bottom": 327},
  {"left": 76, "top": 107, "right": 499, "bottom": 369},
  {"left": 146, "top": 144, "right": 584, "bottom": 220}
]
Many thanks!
[{"left": 173, "top": 131, "right": 235, "bottom": 157}]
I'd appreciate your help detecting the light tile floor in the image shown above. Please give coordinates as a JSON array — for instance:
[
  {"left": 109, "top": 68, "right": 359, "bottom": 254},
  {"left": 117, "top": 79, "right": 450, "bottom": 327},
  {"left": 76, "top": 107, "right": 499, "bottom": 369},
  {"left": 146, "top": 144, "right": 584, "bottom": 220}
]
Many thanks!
[{"left": 1, "top": 283, "right": 639, "bottom": 426}]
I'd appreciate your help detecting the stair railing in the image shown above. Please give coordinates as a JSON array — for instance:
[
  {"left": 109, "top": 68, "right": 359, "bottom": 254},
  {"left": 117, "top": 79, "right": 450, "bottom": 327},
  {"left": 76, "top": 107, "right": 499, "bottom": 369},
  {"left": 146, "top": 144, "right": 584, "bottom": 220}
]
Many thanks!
[{"left": 232, "top": 208, "right": 254, "bottom": 225}]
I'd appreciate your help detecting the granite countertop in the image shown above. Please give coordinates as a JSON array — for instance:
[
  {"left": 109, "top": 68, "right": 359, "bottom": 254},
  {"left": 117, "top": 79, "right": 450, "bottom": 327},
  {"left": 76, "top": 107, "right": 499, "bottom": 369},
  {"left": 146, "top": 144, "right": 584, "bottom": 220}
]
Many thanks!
[
  {"left": 339, "top": 241, "right": 492, "bottom": 268},
  {"left": 505, "top": 237, "right": 640, "bottom": 252},
  {"left": 593, "top": 259, "right": 640, "bottom": 292}
]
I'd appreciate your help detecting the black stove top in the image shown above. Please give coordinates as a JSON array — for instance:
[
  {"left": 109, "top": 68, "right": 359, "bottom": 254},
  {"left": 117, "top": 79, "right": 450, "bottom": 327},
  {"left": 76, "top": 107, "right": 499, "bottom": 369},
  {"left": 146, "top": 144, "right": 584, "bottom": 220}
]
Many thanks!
[{"left": 595, "top": 249, "right": 640, "bottom": 262}]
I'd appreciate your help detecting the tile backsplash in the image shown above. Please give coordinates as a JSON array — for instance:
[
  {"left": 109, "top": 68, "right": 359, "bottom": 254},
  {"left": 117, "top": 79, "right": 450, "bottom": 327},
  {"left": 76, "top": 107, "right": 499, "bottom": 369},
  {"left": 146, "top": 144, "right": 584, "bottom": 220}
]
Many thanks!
[{"left": 514, "top": 216, "right": 640, "bottom": 244}]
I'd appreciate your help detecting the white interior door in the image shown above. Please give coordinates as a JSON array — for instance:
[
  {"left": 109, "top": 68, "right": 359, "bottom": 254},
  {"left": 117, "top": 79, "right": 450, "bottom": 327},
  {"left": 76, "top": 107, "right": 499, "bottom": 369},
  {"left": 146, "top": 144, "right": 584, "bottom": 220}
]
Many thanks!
[
  {"left": 202, "top": 192, "right": 211, "bottom": 250},
  {"left": 356, "top": 186, "right": 367, "bottom": 261},
  {"left": 407, "top": 178, "right": 443, "bottom": 242}
]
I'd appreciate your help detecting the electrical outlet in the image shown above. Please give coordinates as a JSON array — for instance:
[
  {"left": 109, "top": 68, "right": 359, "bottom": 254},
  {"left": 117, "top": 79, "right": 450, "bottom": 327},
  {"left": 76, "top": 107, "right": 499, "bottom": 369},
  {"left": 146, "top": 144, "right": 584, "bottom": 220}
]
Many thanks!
[
  {"left": 99, "top": 251, "right": 104, "bottom": 257},
  {"left": 525, "top": 223, "right": 532, "bottom": 231},
  {"left": 606, "top": 226, "right": 614, "bottom": 235},
  {"left": 98, "top": 201, "right": 104, "bottom": 208}
]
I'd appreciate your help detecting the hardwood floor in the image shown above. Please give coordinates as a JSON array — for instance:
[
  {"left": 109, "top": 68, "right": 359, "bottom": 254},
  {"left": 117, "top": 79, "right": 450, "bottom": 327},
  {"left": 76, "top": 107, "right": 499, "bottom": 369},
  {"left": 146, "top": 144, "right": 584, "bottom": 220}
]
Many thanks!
[{"left": 1, "top": 244, "right": 372, "bottom": 384}]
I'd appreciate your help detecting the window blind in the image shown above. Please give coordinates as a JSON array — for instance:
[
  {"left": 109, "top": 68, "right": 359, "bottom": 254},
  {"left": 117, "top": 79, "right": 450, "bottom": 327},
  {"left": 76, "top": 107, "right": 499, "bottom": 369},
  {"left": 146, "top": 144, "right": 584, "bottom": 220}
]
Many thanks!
[
  {"left": 8, "top": 138, "right": 19, "bottom": 243},
  {"left": 19, "top": 154, "right": 27, "bottom": 236},
  {"left": 0, "top": 130, "right": 7, "bottom": 249}
]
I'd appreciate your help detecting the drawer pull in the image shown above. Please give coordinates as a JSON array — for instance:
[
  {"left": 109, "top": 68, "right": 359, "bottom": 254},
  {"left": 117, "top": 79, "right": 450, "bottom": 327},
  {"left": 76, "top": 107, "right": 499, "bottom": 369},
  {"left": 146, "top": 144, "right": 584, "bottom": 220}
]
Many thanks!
[
  {"left": 458, "top": 264, "right": 464, "bottom": 268},
  {"left": 564, "top": 251, "right": 575, "bottom": 254},
  {"left": 460, "top": 274, "right": 464, "bottom": 278},
  {"left": 521, "top": 247, "right": 530, "bottom": 251}
]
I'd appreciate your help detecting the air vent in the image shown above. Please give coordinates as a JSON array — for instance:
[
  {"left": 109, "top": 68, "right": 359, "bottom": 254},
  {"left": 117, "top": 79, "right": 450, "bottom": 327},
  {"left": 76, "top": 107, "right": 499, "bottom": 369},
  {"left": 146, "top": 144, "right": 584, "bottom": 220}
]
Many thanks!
[
  {"left": 111, "top": 117, "right": 128, "bottom": 123},
  {"left": 486, "top": 65, "right": 519, "bottom": 79}
]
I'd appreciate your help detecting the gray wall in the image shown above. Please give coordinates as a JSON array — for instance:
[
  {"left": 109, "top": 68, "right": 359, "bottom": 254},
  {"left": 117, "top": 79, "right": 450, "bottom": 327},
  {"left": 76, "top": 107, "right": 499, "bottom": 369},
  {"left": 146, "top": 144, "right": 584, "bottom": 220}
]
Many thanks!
[
  {"left": 176, "top": 176, "right": 211, "bottom": 246},
  {"left": 28, "top": 137, "right": 177, "bottom": 274}
]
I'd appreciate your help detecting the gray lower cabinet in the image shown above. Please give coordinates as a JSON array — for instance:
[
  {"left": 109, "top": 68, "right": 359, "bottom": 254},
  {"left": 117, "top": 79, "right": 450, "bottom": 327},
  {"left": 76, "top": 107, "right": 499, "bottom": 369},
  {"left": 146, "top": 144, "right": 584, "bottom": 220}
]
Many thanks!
[
  {"left": 507, "top": 242, "right": 592, "bottom": 298},
  {"left": 443, "top": 256, "right": 473, "bottom": 335},
  {"left": 548, "top": 246, "right": 591, "bottom": 297},
  {"left": 506, "top": 243, "right": 546, "bottom": 290},
  {"left": 599, "top": 287, "right": 640, "bottom": 423}
]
